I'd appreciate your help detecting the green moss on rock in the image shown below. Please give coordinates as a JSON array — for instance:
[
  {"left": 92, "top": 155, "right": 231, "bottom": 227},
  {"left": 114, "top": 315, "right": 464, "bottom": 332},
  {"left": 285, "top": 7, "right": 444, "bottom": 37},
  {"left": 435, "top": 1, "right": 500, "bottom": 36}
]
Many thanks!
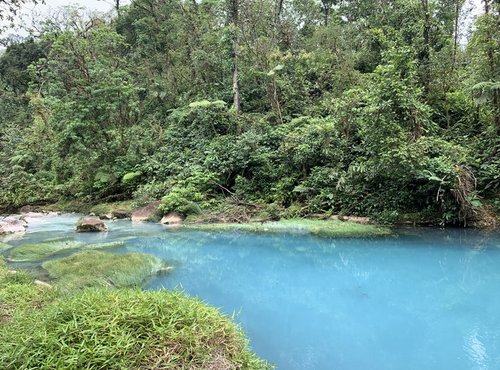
[
  {"left": 42, "top": 250, "right": 169, "bottom": 292},
  {"left": 8, "top": 240, "right": 84, "bottom": 262},
  {"left": 8, "top": 240, "right": 125, "bottom": 262},
  {"left": 183, "top": 218, "right": 392, "bottom": 238}
]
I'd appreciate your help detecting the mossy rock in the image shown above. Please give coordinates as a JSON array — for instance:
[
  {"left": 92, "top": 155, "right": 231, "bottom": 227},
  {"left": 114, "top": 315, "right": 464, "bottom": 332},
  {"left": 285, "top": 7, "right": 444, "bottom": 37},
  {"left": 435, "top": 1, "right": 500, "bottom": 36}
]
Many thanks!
[
  {"left": 9, "top": 240, "right": 84, "bottom": 262},
  {"left": 183, "top": 218, "right": 392, "bottom": 238},
  {"left": 8, "top": 240, "right": 125, "bottom": 262},
  {"left": 42, "top": 250, "right": 170, "bottom": 292}
]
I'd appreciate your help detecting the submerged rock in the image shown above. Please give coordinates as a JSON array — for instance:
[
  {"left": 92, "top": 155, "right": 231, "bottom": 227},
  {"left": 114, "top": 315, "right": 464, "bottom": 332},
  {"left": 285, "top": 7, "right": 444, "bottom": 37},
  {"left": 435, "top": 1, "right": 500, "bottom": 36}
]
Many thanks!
[
  {"left": 131, "top": 201, "right": 162, "bottom": 222},
  {"left": 76, "top": 218, "right": 108, "bottom": 232},
  {"left": 0, "top": 216, "right": 28, "bottom": 234},
  {"left": 160, "top": 212, "right": 184, "bottom": 225}
]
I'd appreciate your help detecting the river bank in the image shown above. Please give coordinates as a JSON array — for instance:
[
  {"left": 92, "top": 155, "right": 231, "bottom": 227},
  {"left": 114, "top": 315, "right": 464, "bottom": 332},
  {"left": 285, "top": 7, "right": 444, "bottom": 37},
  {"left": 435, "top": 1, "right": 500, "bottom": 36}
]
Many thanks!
[
  {"left": 3, "top": 197, "right": 497, "bottom": 232},
  {"left": 0, "top": 257, "right": 270, "bottom": 369}
]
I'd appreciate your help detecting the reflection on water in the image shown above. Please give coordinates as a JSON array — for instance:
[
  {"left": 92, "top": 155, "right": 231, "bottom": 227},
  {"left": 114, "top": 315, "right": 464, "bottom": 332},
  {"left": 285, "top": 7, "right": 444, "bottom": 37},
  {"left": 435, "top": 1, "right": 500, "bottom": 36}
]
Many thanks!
[
  {"left": 464, "top": 327, "right": 489, "bottom": 370},
  {"left": 1, "top": 216, "right": 500, "bottom": 370}
]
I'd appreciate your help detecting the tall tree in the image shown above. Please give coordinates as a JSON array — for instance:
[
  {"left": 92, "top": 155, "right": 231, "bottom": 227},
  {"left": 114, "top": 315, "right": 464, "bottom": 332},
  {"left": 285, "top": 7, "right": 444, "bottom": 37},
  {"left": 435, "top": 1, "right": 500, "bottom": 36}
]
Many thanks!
[
  {"left": 228, "top": 0, "right": 241, "bottom": 114},
  {"left": 419, "top": 0, "right": 431, "bottom": 95}
]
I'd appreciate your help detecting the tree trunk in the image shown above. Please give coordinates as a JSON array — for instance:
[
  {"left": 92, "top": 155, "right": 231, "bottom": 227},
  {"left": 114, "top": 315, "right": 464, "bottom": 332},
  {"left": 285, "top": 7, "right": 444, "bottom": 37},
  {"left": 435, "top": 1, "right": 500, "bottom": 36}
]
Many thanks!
[
  {"left": 483, "top": 0, "right": 500, "bottom": 132},
  {"left": 321, "top": 0, "right": 330, "bottom": 26},
  {"left": 452, "top": 0, "right": 460, "bottom": 69},
  {"left": 276, "top": 0, "right": 284, "bottom": 21},
  {"left": 229, "top": 0, "right": 241, "bottom": 114},
  {"left": 419, "top": 0, "right": 431, "bottom": 95},
  {"left": 232, "top": 51, "right": 241, "bottom": 114},
  {"left": 483, "top": 0, "right": 489, "bottom": 14}
]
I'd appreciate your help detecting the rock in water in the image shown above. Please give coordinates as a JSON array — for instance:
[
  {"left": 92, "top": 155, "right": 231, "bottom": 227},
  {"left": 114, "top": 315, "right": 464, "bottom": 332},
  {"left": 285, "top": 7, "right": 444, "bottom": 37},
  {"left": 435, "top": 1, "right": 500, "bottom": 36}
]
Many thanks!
[
  {"left": 131, "top": 201, "right": 162, "bottom": 222},
  {"left": 0, "top": 216, "right": 28, "bottom": 234},
  {"left": 160, "top": 212, "right": 184, "bottom": 225},
  {"left": 76, "top": 218, "right": 108, "bottom": 232}
]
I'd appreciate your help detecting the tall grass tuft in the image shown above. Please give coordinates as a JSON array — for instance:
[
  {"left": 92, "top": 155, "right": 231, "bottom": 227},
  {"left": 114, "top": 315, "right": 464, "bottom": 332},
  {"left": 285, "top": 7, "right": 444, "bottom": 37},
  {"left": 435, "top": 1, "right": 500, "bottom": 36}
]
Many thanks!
[{"left": 0, "top": 281, "right": 270, "bottom": 369}]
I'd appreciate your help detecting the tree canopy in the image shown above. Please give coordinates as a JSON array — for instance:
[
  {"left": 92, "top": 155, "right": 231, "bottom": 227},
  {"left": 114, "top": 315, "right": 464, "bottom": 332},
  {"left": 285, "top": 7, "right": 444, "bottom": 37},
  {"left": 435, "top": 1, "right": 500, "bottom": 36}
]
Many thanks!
[{"left": 0, "top": 0, "right": 498, "bottom": 226}]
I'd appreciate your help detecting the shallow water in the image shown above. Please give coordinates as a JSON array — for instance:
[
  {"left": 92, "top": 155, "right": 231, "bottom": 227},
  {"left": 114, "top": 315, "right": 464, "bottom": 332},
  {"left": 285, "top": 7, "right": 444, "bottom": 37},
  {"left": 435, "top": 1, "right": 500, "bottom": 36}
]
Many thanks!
[{"left": 2, "top": 215, "right": 500, "bottom": 370}]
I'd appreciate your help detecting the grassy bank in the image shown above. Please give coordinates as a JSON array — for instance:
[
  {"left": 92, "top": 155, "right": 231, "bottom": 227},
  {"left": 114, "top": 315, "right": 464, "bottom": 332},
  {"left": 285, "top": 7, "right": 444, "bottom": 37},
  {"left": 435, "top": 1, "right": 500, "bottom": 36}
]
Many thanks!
[
  {"left": 0, "top": 258, "right": 270, "bottom": 369},
  {"left": 0, "top": 258, "right": 56, "bottom": 320},
  {"left": 182, "top": 218, "right": 392, "bottom": 238}
]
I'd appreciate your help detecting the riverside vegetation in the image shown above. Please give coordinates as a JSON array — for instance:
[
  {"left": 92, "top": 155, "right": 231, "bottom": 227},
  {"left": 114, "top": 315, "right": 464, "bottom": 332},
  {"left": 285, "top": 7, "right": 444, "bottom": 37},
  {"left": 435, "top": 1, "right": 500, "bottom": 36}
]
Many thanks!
[
  {"left": 0, "top": 0, "right": 498, "bottom": 227},
  {"left": 0, "top": 253, "right": 270, "bottom": 369},
  {"left": 0, "top": 0, "right": 498, "bottom": 368}
]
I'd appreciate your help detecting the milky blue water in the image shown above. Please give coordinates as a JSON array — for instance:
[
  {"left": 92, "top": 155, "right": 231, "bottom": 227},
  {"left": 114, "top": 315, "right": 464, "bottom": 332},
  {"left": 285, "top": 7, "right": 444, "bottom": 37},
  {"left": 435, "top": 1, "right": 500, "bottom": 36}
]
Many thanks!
[{"left": 2, "top": 215, "right": 500, "bottom": 370}]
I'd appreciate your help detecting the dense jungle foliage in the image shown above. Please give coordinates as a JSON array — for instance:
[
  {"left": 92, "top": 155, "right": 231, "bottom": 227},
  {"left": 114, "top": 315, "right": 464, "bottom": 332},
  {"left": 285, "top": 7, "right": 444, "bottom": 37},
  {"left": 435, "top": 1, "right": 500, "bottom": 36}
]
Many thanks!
[{"left": 0, "top": 0, "right": 498, "bottom": 225}]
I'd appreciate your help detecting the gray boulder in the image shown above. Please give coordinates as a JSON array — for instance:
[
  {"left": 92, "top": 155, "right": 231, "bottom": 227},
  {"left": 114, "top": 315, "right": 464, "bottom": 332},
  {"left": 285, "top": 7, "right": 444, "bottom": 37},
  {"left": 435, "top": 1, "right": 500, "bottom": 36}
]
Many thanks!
[{"left": 76, "top": 217, "right": 108, "bottom": 232}]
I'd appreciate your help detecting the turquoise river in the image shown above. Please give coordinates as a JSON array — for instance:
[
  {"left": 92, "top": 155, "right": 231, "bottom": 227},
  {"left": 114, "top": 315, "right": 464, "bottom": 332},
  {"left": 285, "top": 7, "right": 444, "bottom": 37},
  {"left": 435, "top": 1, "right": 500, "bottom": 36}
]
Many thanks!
[{"left": 2, "top": 214, "right": 500, "bottom": 370}]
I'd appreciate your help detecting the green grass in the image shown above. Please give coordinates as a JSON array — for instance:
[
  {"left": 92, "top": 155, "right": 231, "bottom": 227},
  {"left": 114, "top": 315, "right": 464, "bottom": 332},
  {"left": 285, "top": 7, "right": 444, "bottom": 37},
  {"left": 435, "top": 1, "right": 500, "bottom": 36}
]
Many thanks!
[
  {"left": 183, "top": 218, "right": 392, "bottom": 237},
  {"left": 0, "top": 258, "right": 56, "bottom": 324},
  {"left": 8, "top": 240, "right": 125, "bottom": 262},
  {"left": 0, "top": 257, "right": 269, "bottom": 369},
  {"left": 42, "top": 250, "right": 170, "bottom": 292}
]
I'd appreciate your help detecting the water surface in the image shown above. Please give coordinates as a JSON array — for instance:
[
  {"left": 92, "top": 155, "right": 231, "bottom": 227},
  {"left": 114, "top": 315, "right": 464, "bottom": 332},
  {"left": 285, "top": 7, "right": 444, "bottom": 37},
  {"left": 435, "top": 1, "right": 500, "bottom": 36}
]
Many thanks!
[{"left": 2, "top": 215, "right": 500, "bottom": 370}]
